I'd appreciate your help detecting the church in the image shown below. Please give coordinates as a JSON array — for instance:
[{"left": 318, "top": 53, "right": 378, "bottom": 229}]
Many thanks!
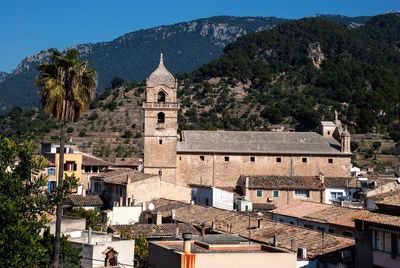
[{"left": 143, "top": 54, "right": 352, "bottom": 188}]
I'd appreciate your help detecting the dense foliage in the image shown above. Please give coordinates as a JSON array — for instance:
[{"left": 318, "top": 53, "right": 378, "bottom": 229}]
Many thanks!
[
  {"left": 179, "top": 14, "right": 400, "bottom": 134},
  {"left": 0, "top": 137, "right": 80, "bottom": 267},
  {"left": 65, "top": 207, "right": 105, "bottom": 231}
]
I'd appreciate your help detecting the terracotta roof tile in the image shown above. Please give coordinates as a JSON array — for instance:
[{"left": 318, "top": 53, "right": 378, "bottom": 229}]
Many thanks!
[
  {"left": 114, "top": 157, "right": 142, "bottom": 167},
  {"left": 82, "top": 153, "right": 112, "bottom": 166},
  {"left": 245, "top": 175, "right": 324, "bottom": 190},
  {"left": 272, "top": 202, "right": 331, "bottom": 218},
  {"left": 178, "top": 130, "right": 347, "bottom": 155},
  {"left": 171, "top": 203, "right": 354, "bottom": 258},
  {"left": 354, "top": 211, "right": 400, "bottom": 228},
  {"left": 324, "top": 177, "right": 359, "bottom": 188},
  {"left": 375, "top": 191, "right": 400, "bottom": 208},
  {"left": 69, "top": 195, "right": 103, "bottom": 207},
  {"left": 108, "top": 223, "right": 199, "bottom": 238},
  {"left": 303, "top": 206, "right": 365, "bottom": 228},
  {"left": 91, "top": 169, "right": 154, "bottom": 185}
]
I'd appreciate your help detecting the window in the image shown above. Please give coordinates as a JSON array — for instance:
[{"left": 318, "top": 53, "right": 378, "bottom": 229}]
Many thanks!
[
  {"left": 93, "top": 166, "right": 98, "bottom": 172},
  {"left": 47, "top": 168, "right": 56, "bottom": 176},
  {"left": 302, "top": 158, "right": 307, "bottom": 163},
  {"left": 224, "top": 156, "right": 230, "bottom": 162},
  {"left": 295, "top": 190, "right": 309, "bottom": 198},
  {"left": 343, "top": 231, "right": 354, "bottom": 237},
  {"left": 330, "top": 192, "right": 344, "bottom": 201},
  {"left": 157, "top": 91, "right": 166, "bottom": 102},
  {"left": 290, "top": 221, "right": 294, "bottom": 225},
  {"left": 279, "top": 219, "right": 283, "bottom": 222},
  {"left": 47, "top": 181, "right": 57, "bottom": 193},
  {"left": 84, "top": 166, "right": 91, "bottom": 173},
  {"left": 328, "top": 158, "right": 334, "bottom": 164},
  {"left": 200, "top": 156, "right": 205, "bottom": 161},
  {"left": 374, "top": 230, "right": 393, "bottom": 253},
  {"left": 273, "top": 190, "right": 279, "bottom": 198},
  {"left": 159, "top": 139, "right": 163, "bottom": 145},
  {"left": 250, "top": 156, "right": 255, "bottom": 162},
  {"left": 256, "top": 190, "right": 263, "bottom": 198},
  {"left": 327, "top": 131, "right": 331, "bottom": 135},
  {"left": 328, "top": 228, "right": 335, "bottom": 234},
  {"left": 64, "top": 161, "right": 76, "bottom": 171},
  {"left": 276, "top": 157, "right": 281, "bottom": 163},
  {"left": 157, "top": 112, "right": 165, "bottom": 123},
  {"left": 179, "top": 156, "right": 182, "bottom": 161}
]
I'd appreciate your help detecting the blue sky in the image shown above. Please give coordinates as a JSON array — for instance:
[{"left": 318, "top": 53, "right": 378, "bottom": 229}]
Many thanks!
[{"left": 1, "top": 0, "right": 399, "bottom": 72}]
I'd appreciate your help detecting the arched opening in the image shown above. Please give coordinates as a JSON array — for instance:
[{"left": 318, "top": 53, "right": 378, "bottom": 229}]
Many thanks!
[
  {"left": 157, "top": 112, "right": 165, "bottom": 123},
  {"left": 157, "top": 91, "right": 166, "bottom": 102}
]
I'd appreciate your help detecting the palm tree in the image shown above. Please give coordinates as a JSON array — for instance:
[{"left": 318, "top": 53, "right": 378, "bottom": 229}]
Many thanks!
[{"left": 36, "top": 48, "right": 97, "bottom": 267}]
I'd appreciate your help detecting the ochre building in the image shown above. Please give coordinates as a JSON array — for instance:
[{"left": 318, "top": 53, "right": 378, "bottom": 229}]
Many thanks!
[{"left": 143, "top": 55, "right": 352, "bottom": 188}]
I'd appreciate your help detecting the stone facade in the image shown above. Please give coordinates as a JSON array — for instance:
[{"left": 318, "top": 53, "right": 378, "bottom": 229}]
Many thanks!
[
  {"left": 176, "top": 153, "right": 350, "bottom": 187},
  {"left": 143, "top": 54, "right": 179, "bottom": 184},
  {"left": 143, "top": 55, "right": 352, "bottom": 189}
]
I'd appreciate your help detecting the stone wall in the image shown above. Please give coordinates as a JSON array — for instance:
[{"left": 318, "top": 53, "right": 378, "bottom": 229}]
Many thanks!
[
  {"left": 246, "top": 188, "right": 322, "bottom": 208},
  {"left": 176, "top": 153, "right": 351, "bottom": 187}
]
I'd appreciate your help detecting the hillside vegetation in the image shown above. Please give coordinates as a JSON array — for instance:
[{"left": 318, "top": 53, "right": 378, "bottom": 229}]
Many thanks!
[
  {"left": 1, "top": 14, "right": 399, "bottom": 161},
  {"left": 0, "top": 15, "right": 368, "bottom": 111},
  {"left": 178, "top": 14, "right": 400, "bottom": 137}
]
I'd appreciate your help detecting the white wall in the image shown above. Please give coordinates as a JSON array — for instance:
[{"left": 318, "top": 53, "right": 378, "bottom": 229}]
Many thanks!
[
  {"left": 212, "top": 187, "right": 234, "bottom": 210},
  {"left": 324, "top": 188, "right": 357, "bottom": 204},
  {"left": 108, "top": 206, "right": 143, "bottom": 225},
  {"left": 72, "top": 239, "right": 134, "bottom": 268}
]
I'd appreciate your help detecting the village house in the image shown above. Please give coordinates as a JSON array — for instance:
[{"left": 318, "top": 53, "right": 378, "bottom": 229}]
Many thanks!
[
  {"left": 89, "top": 169, "right": 191, "bottom": 208},
  {"left": 354, "top": 191, "right": 400, "bottom": 268},
  {"left": 140, "top": 198, "right": 355, "bottom": 267},
  {"left": 190, "top": 184, "right": 235, "bottom": 210},
  {"left": 238, "top": 175, "right": 325, "bottom": 209},
  {"left": 148, "top": 234, "right": 296, "bottom": 268},
  {"left": 66, "top": 229, "right": 135, "bottom": 268},
  {"left": 270, "top": 201, "right": 365, "bottom": 237},
  {"left": 143, "top": 54, "right": 352, "bottom": 189}
]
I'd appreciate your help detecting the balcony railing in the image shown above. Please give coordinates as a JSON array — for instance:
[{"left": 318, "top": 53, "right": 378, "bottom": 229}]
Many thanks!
[{"left": 143, "top": 102, "right": 179, "bottom": 109}]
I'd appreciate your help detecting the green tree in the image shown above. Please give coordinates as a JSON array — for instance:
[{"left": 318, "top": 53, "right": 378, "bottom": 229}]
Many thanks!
[
  {"left": 0, "top": 137, "right": 80, "bottom": 267},
  {"left": 372, "top": 141, "right": 382, "bottom": 151},
  {"left": 36, "top": 48, "right": 97, "bottom": 267},
  {"left": 111, "top": 77, "right": 125, "bottom": 89},
  {"left": 134, "top": 236, "right": 149, "bottom": 268},
  {"left": 65, "top": 207, "right": 105, "bottom": 231}
]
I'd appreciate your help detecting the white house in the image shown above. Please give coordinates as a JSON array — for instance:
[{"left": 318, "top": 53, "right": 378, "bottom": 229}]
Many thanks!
[
  {"left": 191, "top": 185, "right": 234, "bottom": 210},
  {"left": 324, "top": 177, "right": 362, "bottom": 204},
  {"left": 67, "top": 229, "right": 135, "bottom": 268}
]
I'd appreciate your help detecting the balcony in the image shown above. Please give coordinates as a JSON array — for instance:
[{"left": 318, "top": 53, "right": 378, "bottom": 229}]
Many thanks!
[{"left": 143, "top": 102, "right": 179, "bottom": 109}]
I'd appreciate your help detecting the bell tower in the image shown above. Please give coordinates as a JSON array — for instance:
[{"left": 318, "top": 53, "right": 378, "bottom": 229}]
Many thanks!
[{"left": 143, "top": 53, "right": 179, "bottom": 183}]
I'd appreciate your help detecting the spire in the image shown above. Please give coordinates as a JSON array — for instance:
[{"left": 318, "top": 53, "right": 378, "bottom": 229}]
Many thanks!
[{"left": 147, "top": 53, "right": 175, "bottom": 87}]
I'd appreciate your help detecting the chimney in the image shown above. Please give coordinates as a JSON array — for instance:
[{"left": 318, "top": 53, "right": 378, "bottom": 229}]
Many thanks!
[
  {"left": 142, "top": 202, "right": 146, "bottom": 211},
  {"left": 201, "top": 224, "right": 206, "bottom": 237},
  {"left": 119, "top": 195, "right": 123, "bottom": 207},
  {"left": 273, "top": 235, "right": 277, "bottom": 247},
  {"left": 183, "top": 233, "right": 192, "bottom": 253},
  {"left": 88, "top": 227, "right": 92, "bottom": 244},
  {"left": 319, "top": 173, "right": 325, "bottom": 184},
  {"left": 175, "top": 226, "right": 180, "bottom": 239}
]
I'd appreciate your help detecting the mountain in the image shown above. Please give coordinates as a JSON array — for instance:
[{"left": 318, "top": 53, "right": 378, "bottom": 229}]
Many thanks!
[
  {"left": 2, "top": 14, "right": 399, "bottom": 159},
  {"left": 0, "top": 15, "right": 369, "bottom": 111},
  {"left": 0, "top": 71, "right": 9, "bottom": 82},
  {"left": 178, "top": 13, "right": 400, "bottom": 135}
]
